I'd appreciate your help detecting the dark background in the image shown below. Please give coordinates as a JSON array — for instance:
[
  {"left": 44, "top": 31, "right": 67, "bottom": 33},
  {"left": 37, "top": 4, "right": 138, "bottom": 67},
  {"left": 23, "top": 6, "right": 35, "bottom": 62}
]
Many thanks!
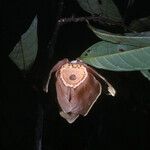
[{"left": 1, "top": 0, "right": 150, "bottom": 150}]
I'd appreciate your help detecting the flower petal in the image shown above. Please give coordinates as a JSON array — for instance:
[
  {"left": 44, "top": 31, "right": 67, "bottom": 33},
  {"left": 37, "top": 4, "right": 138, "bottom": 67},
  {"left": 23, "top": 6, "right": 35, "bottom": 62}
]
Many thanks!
[
  {"left": 43, "top": 58, "right": 69, "bottom": 92},
  {"left": 59, "top": 111, "right": 79, "bottom": 123},
  {"left": 85, "top": 64, "right": 116, "bottom": 96},
  {"left": 56, "top": 75, "right": 73, "bottom": 113},
  {"left": 69, "top": 73, "right": 102, "bottom": 116}
]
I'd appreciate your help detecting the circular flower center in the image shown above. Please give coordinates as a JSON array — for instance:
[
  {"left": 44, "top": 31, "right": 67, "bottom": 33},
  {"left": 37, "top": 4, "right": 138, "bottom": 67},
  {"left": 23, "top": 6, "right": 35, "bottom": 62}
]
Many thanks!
[
  {"left": 60, "top": 63, "right": 88, "bottom": 88},
  {"left": 69, "top": 74, "right": 77, "bottom": 80}
]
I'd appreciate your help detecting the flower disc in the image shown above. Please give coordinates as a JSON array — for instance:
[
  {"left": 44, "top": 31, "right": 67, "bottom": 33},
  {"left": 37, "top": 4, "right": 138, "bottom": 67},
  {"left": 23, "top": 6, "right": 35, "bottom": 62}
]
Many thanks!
[{"left": 60, "top": 63, "right": 88, "bottom": 88}]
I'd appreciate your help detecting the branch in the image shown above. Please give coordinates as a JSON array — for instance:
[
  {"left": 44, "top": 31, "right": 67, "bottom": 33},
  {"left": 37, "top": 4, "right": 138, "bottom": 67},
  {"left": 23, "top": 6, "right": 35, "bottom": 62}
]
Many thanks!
[
  {"left": 58, "top": 15, "right": 125, "bottom": 27},
  {"left": 46, "top": 0, "right": 64, "bottom": 59}
]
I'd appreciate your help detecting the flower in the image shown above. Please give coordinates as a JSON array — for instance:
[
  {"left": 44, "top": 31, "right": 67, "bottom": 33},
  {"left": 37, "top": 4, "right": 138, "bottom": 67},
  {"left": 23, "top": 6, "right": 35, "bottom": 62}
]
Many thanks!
[{"left": 43, "top": 58, "right": 116, "bottom": 123}]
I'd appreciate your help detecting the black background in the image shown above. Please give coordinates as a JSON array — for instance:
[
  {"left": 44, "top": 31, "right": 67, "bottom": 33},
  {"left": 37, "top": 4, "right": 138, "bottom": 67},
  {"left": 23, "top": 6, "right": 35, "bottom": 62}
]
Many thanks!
[{"left": 1, "top": 0, "right": 150, "bottom": 150}]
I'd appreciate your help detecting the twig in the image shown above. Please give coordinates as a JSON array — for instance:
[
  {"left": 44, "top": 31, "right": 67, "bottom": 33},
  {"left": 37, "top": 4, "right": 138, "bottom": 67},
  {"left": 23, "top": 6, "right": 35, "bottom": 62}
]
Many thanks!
[
  {"left": 47, "top": 0, "right": 64, "bottom": 59},
  {"left": 58, "top": 15, "right": 125, "bottom": 27}
]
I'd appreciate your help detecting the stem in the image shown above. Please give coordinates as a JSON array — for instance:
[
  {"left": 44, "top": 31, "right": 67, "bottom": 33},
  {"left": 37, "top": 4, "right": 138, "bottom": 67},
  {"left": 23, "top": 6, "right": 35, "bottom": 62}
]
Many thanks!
[
  {"left": 58, "top": 15, "right": 125, "bottom": 27},
  {"left": 47, "top": 0, "right": 64, "bottom": 59}
]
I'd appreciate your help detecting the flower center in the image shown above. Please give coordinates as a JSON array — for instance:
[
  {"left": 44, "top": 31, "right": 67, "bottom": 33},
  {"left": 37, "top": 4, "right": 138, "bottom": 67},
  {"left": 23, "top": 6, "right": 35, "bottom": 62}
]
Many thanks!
[
  {"left": 60, "top": 63, "right": 88, "bottom": 88},
  {"left": 69, "top": 74, "right": 77, "bottom": 80}
]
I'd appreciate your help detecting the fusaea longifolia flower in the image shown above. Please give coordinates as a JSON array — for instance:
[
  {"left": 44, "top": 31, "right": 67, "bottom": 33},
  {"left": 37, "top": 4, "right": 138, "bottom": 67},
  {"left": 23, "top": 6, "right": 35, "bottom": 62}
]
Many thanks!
[{"left": 43, "top": 58, "right": 116, "bottom": 123}]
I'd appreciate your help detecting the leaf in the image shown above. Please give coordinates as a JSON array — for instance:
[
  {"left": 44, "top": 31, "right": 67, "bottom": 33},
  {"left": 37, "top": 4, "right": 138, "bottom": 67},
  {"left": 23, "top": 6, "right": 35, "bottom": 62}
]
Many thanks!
[
  {"left": 9, "top": 16, "right": 38, "bottom": 70},
  {"left": 125, "top": 31, "right": 150, "bottom": 37},
  {"left": 141, "top": 70, "right": 150, "bottom": 80},
  {"left": 88, "top": 24, "right": 150, "bottom": 47},
  {"left": 76, "top": 0, "right": 102, "bottom": 15},
  {"left": 80, "top": 41, "right": 150, "bottom": 71},
  {"left": 129, "top": 16, "right": 150, "bottom": 32},
  {"left": 127, "top": 0, "right": 135, "bottom": 8},
  {"left": 76, "top": 0, "right": 122, "bottom": 22}
]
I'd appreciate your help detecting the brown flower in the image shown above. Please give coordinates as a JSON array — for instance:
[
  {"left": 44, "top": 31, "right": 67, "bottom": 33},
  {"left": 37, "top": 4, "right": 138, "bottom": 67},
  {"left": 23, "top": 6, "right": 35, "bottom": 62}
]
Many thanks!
[{"left": 43, "top": 58, "right": 116, "bottom": 123}]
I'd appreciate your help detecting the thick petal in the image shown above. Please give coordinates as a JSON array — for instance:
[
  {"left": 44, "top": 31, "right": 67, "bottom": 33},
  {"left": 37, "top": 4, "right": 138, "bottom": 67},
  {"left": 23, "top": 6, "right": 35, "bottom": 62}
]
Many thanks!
[
  {"left": 59, "top": 111, "right": 79, "bottom": 124},
  {"left": 85, "top": 64, "right": 116, "bottom": 96},
  {"left": 43, "top": 58, "right": 69, "bottom": 92},
  {"left": 56, "top": 75, "right": 80, "bottom": 123},
  {"left": 69, "top": 73, "right": 102, "bottom": 116},
  {"left": 56, "top": 75, "right": 72, "bottom": 113}
]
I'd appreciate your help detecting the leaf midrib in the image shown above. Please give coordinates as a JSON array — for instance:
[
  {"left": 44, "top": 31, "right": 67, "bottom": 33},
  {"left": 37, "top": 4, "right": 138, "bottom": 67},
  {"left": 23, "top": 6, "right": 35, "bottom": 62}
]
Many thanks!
[{"left": 81, "top": 46, "right": 150, "bottom": 59}]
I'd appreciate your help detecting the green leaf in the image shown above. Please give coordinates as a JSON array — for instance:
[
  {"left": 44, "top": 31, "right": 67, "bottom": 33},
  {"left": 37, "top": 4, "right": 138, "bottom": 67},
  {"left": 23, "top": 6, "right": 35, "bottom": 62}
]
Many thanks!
[
  {"left": 77, "top": 0, "right": 122, "bottom": 22},
  {"left": 9, "top": 16, "right": 38, "bottom": 70},
  {"left": 77, "top": 0, "right": 102, "bottom": 15},
  {"left": 129, "top": 16, "right": 150, "bottom": 32},
  {"left": 88, "top": 24, "right": 150, "bottom": 47},
  {"left": 80, "top": 41, "right": 150, "bottom": 71},
  {"left": 141, "top": 70, "right": 150, "bottom": 80},
  {"left": 127, "top": 0, "right": 135, "bottom": 8}
]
